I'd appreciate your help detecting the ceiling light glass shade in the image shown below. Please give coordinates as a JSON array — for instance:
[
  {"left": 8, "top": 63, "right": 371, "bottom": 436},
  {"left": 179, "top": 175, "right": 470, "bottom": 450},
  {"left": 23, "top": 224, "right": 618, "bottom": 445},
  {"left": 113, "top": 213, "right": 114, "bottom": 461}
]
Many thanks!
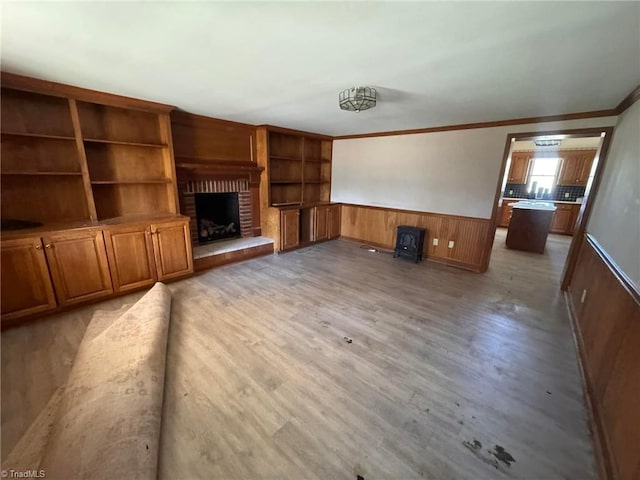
[
  {"left": 339, "top": 87, "right": 376, "bottom": 112},
  {"left": 534, "top": 139, "right": 561, "bottom": 147}
]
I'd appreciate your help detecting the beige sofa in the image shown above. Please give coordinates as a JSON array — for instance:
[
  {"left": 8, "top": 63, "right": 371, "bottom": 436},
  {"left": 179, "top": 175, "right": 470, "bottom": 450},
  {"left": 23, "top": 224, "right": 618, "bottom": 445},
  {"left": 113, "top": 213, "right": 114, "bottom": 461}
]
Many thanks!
[{"left": 3, "top": 283, "right": 172, "bottom": 479}]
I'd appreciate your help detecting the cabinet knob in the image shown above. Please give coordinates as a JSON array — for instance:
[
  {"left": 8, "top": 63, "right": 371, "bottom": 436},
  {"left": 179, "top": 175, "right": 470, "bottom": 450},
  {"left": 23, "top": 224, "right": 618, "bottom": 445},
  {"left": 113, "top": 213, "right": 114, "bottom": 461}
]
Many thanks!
[
  {"left": 35, "top": 244, "right": 42, "bottom": 250},
  {"left": 45, "top": 244, "right": 52, "bottom": 249}
]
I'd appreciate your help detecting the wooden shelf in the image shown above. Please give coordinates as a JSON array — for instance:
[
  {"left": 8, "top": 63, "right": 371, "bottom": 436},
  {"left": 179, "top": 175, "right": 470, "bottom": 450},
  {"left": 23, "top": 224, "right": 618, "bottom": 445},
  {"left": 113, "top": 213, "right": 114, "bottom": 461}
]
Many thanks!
[
  {"left": 270, "top": 155, "right": 302, "bottom": 162},
  {"left": 83, "top": 138, "right": 167, "bottom": 148},
  {"left": 272, "top": 202, "right": 302, "bottom": 207},
  {"left": 1, "top": 132, "right": 76, "bottom": 141},
  {"left": 271, "top": 180, "right": 302, "bottom": 184},
  {"left": 304, "top": 158, "right": 331, "bottom": 164},
  {"left": 304, "top": 179, "right": 330, "bottom": 184},
  {"left": 91, "top": 179, "right": 171, "bottom": 185},
  {"left": 1, "top": 171, "right": 82, "bottom": 176}
]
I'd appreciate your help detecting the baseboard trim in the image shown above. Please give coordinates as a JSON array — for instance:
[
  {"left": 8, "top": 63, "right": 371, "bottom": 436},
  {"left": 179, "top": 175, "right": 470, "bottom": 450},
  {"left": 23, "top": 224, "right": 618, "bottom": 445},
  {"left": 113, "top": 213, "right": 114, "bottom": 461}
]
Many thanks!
[{"left": 564, "top": 290, "right": 613, "bottom": 480}]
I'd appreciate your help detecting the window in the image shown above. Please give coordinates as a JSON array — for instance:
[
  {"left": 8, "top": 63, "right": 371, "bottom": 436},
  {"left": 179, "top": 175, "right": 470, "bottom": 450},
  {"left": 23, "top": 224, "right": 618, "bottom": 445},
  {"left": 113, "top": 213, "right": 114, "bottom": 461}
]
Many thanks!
[{"left": 528, "top": 157, "right": 560, "bottom": 196}]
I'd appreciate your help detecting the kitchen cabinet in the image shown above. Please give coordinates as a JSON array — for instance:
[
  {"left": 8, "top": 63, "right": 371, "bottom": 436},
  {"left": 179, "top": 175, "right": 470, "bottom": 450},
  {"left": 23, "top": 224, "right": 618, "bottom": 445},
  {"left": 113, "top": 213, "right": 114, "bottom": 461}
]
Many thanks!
[
  {"left": 43, "top": 230, "right": 113, "bottom": 306},
  {"left": 550, "top": 204, "right": 581, "bottom": 235},
  {"left": 507, "top": 153, "right": 532, "bottom": 184},
  {"left": 151, "top": 219, "right": 194, "bottom": 282},
  {"left": 499, "top": 201, "right": 520, "bottom": 227},
  {"left": 1, "top": 236, "right": 57, "bottom": 321},
  {"left": 500, "top": 200, "right": 580, "bottom": 234},
  {"left": 506, "top": 207, "right": 555, "bottom": 253},
  {"left": 557, "top": 151, "right": 596, "bottom": 186},
  {"left": 104, "top": 224, "right": 157, "bottom": 293}
]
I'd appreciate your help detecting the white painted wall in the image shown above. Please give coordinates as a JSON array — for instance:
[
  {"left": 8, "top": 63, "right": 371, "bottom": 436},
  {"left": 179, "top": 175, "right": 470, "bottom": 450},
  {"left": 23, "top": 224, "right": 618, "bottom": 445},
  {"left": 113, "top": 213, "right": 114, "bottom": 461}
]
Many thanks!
[
  {"left": 331, "top": 116, "right": 617, "bottom": 219},
  {"left": 588, "top": 102, "right": 640, "bottom": 289}
]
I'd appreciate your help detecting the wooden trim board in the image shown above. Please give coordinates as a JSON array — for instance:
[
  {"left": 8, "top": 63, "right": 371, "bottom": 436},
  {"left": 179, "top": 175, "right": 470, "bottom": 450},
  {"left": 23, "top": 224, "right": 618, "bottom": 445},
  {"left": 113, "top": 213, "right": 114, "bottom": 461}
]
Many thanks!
[
  {"left": 565, "top": 234, "right": 640, "bottom": 480},
  {"left": 194, "top": 242, "right": 274, "bottom": 272},
  {"left": 1, "top": 72, "right": 175, "bottom": 112},
  {"left": 333, "top": 110, "right": 617, "bottom": 140}
]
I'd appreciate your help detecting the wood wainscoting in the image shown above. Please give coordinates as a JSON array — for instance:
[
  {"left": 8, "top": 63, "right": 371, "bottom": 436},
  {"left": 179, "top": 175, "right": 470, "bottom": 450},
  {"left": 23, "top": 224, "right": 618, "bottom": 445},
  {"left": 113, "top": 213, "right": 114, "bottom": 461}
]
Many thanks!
[
  {"left": 340, "top": 203, "right": 491, "bottom": 272},
  {"left": 566, "top": 233, "right": 640, "bottom": 480}
]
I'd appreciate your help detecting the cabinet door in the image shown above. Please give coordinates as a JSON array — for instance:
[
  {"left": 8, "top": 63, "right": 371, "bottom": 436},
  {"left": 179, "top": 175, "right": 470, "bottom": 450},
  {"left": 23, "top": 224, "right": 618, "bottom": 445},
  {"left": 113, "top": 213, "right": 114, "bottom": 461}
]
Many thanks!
[
  {"left": 576, "top": 152, "right": 595, "bottom": 184},
  {"left": 104, "top": 224, "right": 157, "bottom": 293},
  {"left": 280, "top": 209, "right": 300, "bottom": 251},
  {"left": 151, "top": 220, "right": 193, "bottom": 281},
  {"left": 508, "top": 154, "right": 531, "bottom": 183},
  {"left": 43, "top": 230, "right": 113, "bottom": 306},
  {"left": 569, "top": 205, "right": 581, "bottom": 234},
  {"left": 1, "top": 237, "right": 57, "bottom": 321},
  {"left": 500, "top": 205, "right": 514, "bottom": 227},
  {"left": 550, "top": 206, "right": 574, "bottom": 233},
  {"left": 328, "top": 205, "right": 341, "bottom": 239},
  {"left": 314, "top": 206, "right": 329, "bottom": 241},
  {"left": 557, "top": 153, "right": 583, "bottom": 185}
]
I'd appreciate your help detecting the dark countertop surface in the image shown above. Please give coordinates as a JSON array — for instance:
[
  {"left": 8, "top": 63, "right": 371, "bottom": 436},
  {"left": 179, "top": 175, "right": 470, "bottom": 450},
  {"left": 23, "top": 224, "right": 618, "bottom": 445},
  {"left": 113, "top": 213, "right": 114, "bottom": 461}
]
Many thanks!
[{"left": 501, "top": 197, "right": 582, "bottom": 205}]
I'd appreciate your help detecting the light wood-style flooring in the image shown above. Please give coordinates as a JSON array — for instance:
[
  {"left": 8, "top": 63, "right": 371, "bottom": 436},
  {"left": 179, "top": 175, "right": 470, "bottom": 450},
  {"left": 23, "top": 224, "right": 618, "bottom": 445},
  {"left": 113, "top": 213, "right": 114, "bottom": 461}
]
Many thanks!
[{"left": 2, "top": 230, "right": 596, "bottom": 479}]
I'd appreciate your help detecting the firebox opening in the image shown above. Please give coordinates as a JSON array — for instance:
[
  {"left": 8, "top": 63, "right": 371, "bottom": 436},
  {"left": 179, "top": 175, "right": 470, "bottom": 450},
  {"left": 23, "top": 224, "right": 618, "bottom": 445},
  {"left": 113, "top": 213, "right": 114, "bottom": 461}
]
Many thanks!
[{"left": 195, "top": 192, "right": 240, "bottom": 245}]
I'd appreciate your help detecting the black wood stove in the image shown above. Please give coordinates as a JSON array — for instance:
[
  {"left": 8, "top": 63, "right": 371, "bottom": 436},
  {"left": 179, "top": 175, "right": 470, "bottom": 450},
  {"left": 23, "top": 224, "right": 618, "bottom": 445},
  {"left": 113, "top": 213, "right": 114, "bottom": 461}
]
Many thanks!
[{"left": 393, "top": 225, "right": 426, "bottom": 263}]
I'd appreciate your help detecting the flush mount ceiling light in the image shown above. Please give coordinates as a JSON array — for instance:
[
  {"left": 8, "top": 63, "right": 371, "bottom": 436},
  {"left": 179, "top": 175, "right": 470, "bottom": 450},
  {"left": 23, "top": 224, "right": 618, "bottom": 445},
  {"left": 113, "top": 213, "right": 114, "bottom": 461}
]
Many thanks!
[
  {"left": 534, "top": 139, "right": 561, "bottom": 147},
  {"left": 339, "top": 86, "right": 376, "bottom": 112}
]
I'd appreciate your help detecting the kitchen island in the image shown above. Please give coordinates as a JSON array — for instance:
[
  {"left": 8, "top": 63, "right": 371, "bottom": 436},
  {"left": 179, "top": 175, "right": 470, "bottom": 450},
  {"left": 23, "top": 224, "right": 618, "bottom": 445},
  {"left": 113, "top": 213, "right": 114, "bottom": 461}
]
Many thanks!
[{"left": 506, "top": 201, "right": 557, "bottom": 253}]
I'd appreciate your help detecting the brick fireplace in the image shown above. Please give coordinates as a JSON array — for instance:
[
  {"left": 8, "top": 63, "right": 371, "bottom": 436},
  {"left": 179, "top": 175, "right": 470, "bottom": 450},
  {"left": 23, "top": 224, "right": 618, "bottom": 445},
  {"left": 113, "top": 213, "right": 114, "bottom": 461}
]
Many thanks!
[
  {"left": 176, "top": 161, "right": 264, "bottom": 247},
  {"left": 180, "top": 179, "right": 253, "bottom": 246}
]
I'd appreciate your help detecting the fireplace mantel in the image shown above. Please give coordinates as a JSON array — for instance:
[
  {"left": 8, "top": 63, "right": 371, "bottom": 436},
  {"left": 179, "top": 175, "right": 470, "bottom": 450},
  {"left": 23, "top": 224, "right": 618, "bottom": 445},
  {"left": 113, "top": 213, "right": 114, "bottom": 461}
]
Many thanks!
[{"left": 176, "top": 158, "right": 264, "bottom": 186}]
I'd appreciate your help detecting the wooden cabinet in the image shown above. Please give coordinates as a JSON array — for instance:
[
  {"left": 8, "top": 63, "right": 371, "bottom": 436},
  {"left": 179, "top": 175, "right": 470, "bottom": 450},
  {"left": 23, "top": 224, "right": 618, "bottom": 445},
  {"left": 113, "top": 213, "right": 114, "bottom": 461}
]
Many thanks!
[
  {"left": 550, "top": 204, "right": 580, "bottom": 235},
  {"left": 314, "top": 205, "right": 330, "bottom": 242},
  {"left": 257, "top": 126, "right": 336, "bottom": 248},
  {"left": 498, "top": 201, "right": 518, "bottom": 227},
  {"left": 280, "top": 209, "right": 300, "bottom": 251},
  {"left": 151, "top": 220, "right": 193, "bottom": 281},
  {"left": 1, "top": 217, "right": 193, "bottom": 323},
  {"left": 557, "top": 150, "right": 596, "bottom": 186},
  {"left": 104, "top": 224, "right": 157, "bottom": 292},
  {"left": 1, "top": 74, "right": 179, "bottom": 228},
  {"left": 0, "top": 75, "right": 193, "bottom": 324},
  {"left": 43, "top": 230, "right": 113, "bottom": 306},
  {"left": 277, "top": 204, "right": 340, "bottom": 251},
  {"left": 257, "top": 128, "right": 332, "bottom": 207},
  {"left": 507, "top": 153, "right": 531, "bottom": 184},
  {"left": 328, "top": 204, "right": 341, "bottom": 239},
  {"left": 501, "top": 201, "right": 580, "bottom": 234},
  {"left": 1, "top": 237, "right": 57, "bottom": 321}
]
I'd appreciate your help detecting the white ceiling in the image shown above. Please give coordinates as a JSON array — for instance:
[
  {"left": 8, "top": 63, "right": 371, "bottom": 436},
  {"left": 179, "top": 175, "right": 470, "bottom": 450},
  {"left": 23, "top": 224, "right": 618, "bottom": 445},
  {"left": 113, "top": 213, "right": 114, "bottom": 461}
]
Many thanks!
[{"left": 1, "top": 2, "right": 639, "bottom": 136}]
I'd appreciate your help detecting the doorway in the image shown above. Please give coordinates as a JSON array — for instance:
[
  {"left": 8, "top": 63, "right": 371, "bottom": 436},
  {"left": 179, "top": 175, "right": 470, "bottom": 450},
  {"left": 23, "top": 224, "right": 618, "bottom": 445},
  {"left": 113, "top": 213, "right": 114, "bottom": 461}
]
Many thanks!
[{"left": 483, "top": 127, "right": 615, "bottom": 289}]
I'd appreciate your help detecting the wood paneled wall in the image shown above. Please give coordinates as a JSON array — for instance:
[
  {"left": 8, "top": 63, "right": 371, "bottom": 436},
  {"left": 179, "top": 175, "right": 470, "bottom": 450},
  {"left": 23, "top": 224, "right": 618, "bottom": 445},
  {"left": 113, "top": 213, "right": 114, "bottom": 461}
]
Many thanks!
[
  {"left": 567, "top": 234, "right": 640, "bottom": 480},
  {"left": 340, "top": 204, "right": 491, "bottom": 272},
  {"left": 171, "top": 111, "right": 263, "bottom": 236},
  {"left": 171, "top": 111, "right": 256, "bottom": 163}
]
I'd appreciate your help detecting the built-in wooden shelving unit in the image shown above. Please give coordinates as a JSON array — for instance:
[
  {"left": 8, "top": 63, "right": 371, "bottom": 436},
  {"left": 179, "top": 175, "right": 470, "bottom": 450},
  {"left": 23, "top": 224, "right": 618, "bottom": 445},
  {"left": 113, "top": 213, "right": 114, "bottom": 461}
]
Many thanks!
[
  {"left": 1, "top": 73, "right": 193, "bottom": 325},
  {"left": 264, "top": 130, "right": 332, "bottom": 207},
  {"left": 0, "top": 78, "right": 179, "bottom": 224}
]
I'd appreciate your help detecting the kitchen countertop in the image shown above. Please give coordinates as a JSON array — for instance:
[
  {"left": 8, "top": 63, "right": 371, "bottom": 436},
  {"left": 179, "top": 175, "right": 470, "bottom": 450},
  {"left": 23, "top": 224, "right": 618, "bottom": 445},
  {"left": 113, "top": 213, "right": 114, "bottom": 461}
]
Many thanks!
[
  {"left": 511, "top": 201, "right": 556, "bottom": 211},
  {"left": 501, "top": 197, "right": 582, "bottom": 205}
]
